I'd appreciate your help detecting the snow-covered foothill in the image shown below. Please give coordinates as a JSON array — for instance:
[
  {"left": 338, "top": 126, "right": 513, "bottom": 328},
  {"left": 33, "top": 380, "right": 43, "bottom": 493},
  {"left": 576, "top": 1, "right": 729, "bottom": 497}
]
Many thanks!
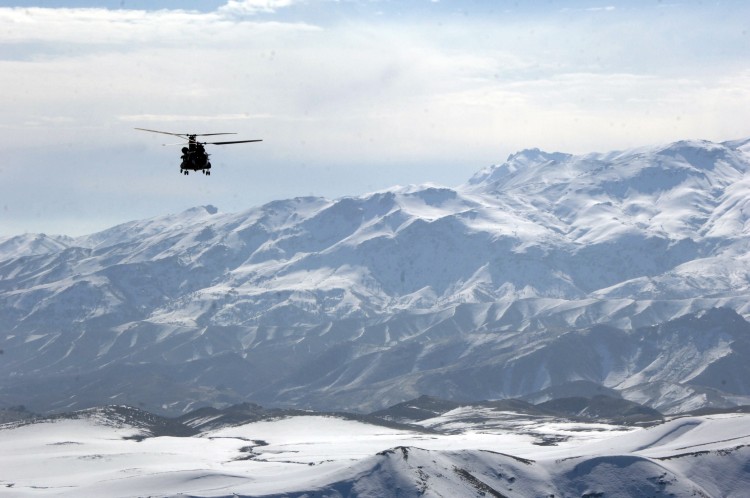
[{"left": 0, "top": 406, "right": 748, "bottom": 497}]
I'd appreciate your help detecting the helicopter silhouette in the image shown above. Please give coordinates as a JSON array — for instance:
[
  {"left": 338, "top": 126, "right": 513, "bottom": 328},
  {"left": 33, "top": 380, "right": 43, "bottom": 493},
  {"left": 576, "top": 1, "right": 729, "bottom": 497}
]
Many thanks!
[{"left": 135, "top": 128, "right": 262, "bottom": 175}]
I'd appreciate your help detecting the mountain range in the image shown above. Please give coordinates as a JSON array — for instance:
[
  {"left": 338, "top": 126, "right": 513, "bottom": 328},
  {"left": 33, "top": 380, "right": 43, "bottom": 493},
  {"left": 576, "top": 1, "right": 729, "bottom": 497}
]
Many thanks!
[{"left": 2, "top": 137, "right": 750, "bottom": 415}]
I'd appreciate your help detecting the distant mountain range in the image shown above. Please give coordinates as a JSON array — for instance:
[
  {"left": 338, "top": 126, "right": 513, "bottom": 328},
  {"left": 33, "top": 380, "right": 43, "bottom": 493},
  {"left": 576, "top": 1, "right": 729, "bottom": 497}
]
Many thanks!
[
  {"left": 1, "top": 392, "right": 664, "bottom": 436},
  {"left": 2, "top": 137, "right": 750, "bottom": 414}
]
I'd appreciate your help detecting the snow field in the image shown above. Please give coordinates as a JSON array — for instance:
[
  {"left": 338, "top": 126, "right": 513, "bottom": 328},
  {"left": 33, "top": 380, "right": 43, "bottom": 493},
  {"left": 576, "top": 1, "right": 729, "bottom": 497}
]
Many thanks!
[{"left": 3, "top": 411, "right": 748, "bottom": 497}]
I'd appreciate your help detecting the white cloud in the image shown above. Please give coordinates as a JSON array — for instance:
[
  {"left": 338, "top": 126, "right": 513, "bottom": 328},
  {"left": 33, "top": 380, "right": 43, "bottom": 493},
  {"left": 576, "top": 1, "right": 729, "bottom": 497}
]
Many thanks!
[
  {"left": 119, "top": 113, "right": 274, "bottom": 122},
  {"left": 218, "top": 0, "right": 298, "bottom": 16},
  {"left": 1, "top": 5, "right": 747, "bottom": 158},
  {"left": 0, "top": 6, "right": 318, "bottom": 47},
  {"left": 561, "top": 6, "right": 616, "bottom": 13}
]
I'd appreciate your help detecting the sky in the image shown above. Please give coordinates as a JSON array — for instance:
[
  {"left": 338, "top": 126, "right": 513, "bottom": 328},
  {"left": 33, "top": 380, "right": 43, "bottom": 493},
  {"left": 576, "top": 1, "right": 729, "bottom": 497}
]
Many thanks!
[{"left": 1, "top": 0, "right": 749, "bottom": 236}]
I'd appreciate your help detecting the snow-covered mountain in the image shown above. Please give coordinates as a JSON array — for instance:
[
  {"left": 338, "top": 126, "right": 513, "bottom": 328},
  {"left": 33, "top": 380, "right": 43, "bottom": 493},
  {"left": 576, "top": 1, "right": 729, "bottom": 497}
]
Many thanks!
[{"left": 3, "top": 138, "right": 750, "bottom": 414}]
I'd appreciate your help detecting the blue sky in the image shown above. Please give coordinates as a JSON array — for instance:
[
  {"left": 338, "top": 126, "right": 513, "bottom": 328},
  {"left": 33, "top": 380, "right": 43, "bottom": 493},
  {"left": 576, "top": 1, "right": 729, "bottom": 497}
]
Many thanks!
[{"left": 1, "top": 1, "right": 749, "bottom": 235}]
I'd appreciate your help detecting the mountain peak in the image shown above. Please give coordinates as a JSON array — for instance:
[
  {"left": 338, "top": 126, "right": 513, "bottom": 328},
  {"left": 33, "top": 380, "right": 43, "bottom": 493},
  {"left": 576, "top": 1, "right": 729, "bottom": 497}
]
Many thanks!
[
  {"left": 507, "top": 147, "right": 571, "bottom": 164},
  {"left": 0, "top": 232, "right": 73, "bottom": 261},
  {"left": 648, "top": 139, "right": 750, "bottom": 173},
  {"left": 468, "top": 147, "right": 572, "bottom": 186}
]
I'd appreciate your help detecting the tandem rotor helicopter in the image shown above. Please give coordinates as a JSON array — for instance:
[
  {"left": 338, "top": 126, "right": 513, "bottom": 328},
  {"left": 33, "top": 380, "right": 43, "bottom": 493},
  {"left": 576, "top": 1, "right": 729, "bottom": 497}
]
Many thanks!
[{"left": 135, "top": 128, "right": 262, "bottom": 176}]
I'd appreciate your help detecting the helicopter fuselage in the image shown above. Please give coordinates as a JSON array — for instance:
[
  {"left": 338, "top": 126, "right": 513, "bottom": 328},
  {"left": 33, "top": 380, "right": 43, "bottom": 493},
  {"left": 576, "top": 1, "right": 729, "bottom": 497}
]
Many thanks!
[{"left": 180, "top": 135, "right": 211, "bottom": 175}]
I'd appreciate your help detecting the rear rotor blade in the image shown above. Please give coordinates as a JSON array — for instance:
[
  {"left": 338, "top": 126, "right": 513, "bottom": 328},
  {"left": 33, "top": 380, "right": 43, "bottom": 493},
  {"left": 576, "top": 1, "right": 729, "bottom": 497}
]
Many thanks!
[{"left": 194, "top": 132, "right": 238, "bottom": 137}]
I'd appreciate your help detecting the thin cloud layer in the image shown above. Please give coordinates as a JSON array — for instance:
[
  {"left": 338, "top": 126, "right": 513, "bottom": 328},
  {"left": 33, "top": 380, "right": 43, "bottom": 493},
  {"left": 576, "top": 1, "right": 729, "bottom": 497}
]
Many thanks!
[{"left": 1, "top": 1, "right": 749, "bottom": 235}]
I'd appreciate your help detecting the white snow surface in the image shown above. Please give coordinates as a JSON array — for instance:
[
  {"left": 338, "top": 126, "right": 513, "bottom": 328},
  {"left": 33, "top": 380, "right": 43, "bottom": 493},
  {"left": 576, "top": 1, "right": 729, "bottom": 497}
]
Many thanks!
[
  {"left": 1, "top": 409, "right": 748, "bottom": 497},
  {"left": 4, "top": 138, "right": 750, "bottom": 413}
]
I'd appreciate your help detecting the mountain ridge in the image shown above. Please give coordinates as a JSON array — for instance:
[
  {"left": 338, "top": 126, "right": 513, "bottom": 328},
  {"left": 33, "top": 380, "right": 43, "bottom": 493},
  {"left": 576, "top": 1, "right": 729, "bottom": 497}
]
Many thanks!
[{"left": 3, "top": 137, "right": 750, "bottom": 414}]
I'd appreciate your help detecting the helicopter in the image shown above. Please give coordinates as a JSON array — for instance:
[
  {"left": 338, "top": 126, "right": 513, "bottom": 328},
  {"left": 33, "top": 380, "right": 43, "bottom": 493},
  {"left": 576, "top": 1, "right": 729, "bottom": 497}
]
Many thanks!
[{"left": 135, "top": 128, "right": 262, "bottom": 175}]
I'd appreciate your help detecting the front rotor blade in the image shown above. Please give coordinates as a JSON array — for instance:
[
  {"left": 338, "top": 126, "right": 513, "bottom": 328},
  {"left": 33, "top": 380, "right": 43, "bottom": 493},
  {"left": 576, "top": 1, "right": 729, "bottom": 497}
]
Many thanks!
[
  {"left": 194, "top": 132, "right": 238, "bottom": 137},
  {"left": 134, "top": 128, "right": 188, "bottom": 139},
  {"left": 206, "top": 139, "right": 263, "bottom": 145}
]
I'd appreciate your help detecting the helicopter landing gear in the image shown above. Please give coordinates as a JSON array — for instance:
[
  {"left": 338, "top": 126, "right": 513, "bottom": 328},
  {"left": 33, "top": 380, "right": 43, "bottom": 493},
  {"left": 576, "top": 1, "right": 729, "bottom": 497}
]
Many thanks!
[
  {"left": 183, "top": 170, "right": 189, "bottom": 175},
  {"left": 203, "top": 170, "right": 211, "bottom": 176}
]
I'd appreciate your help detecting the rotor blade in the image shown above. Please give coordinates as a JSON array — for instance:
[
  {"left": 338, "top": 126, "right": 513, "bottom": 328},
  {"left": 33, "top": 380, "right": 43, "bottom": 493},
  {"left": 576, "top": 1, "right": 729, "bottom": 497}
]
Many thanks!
[
  {"left": 205, "top": 139, "right": 263, "bottom": 145},
  {"left": 134, "top": 128, "right": 188, "bottom": 139},
  {"left": 135, "top": 128, "right": 239, "bottom": 138},
  {"left": 161, "top": 142, "right": 189, "bottom": 146}
]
